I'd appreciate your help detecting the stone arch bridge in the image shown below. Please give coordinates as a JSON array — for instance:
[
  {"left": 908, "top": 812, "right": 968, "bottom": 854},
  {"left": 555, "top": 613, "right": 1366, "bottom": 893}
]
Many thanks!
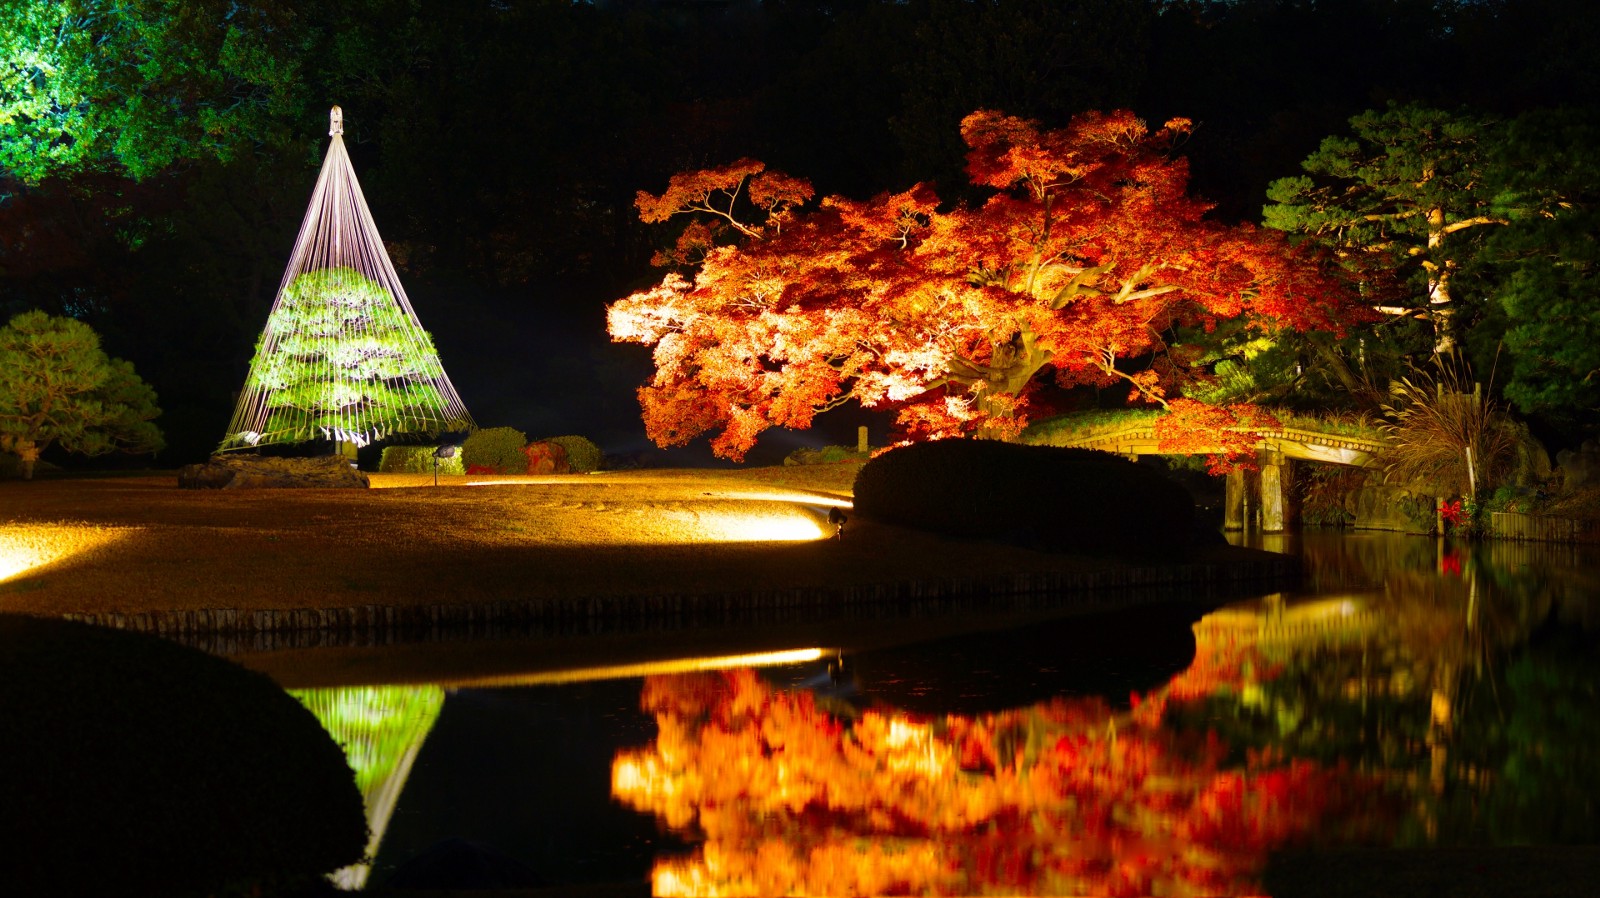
[{"left": 1030, "top": 424, "right": 1390, "bottom": 533}]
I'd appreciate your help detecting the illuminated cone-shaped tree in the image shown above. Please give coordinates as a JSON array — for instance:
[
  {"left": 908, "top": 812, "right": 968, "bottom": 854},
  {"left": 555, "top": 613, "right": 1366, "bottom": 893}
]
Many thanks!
[{"left": 222, "top": 107, "right": 473, "bottom": 452}]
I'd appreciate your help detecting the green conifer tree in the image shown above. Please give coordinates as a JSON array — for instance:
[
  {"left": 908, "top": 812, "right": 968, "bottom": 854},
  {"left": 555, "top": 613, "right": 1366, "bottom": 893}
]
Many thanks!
[
  {"left": 0, "top": 310, "right": 163, "bottom": 478},
  {"left": 232, "top": 267, "right": 468, "bottom": 448}
]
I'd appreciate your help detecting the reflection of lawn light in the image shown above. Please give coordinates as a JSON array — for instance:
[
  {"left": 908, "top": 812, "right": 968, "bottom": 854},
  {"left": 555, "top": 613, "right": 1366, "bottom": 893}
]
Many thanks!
[
  {"left": 443, "top": 647, "right": 829, "bottom": 688},
  {"left": 0, "top": 525, "right": 130, "bottom": 584}
]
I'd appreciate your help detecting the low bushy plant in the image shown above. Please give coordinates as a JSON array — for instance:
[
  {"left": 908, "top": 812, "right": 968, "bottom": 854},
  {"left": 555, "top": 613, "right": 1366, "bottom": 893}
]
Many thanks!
[
  {"left": 784, "top": 445, "right": 870, "bottom": 466},
  {"left": 853, "top": 440, "right": 1194, "bottom": 557},
  {"left": 461, "top": 426, "right": 528, "bottom": 474},
  {"left": 542, "top": 435, "right": 603, "bottom": 473},
  {"left": 378, "top": 444, "right": 466, "bottom": 475}
]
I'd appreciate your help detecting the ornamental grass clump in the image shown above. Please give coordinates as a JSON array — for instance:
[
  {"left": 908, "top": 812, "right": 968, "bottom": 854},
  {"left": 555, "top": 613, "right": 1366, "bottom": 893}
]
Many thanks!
[
  {"left": 1381, "top": 354, "right": 1520, "bottom": 504},
  {"left": 853, "top": 440, "right": 1194, "bottom": 557}
]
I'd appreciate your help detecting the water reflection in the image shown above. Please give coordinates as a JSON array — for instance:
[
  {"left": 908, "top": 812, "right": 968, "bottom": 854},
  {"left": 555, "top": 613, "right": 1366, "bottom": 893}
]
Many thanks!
[
  {"left": 1205, "top": 532, "right": 1600, "bottom": 847},
  {"left": 610, "top": 534, "right": 1598, "bottom": 896},
  {"left": 612, "top": 665, "right": 1388, "bottom": 896},
  {"left": 293, "top": 686, "right": 445, "bottom": 890}
]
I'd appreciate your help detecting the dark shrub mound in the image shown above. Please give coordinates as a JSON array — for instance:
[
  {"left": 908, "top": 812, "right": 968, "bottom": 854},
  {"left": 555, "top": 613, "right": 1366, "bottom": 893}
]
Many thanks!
[
  {"left": 0, "top": 615, "right": 367, "bottom": 897},
  {"left": 852, "top": 440, "right": 1194, "bottom": 557}
]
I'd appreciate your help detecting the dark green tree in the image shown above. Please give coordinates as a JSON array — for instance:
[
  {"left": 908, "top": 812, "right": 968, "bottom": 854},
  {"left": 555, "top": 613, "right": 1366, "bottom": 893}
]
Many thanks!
[
  {"left": 1264, "top": 103, "right": 1511, "bottom": 355},
  {"left": 0, "top": 0, "right": 304, "bottom": 184},
  {"left": 1465, "top": 109, "right": 1600, "bottom": 435}
]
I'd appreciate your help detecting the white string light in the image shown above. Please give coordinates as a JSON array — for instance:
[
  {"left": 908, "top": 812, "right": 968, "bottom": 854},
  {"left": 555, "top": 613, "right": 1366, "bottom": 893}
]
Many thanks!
[{"left": 221, "top": 106, "right": 474, "bottom": 452}]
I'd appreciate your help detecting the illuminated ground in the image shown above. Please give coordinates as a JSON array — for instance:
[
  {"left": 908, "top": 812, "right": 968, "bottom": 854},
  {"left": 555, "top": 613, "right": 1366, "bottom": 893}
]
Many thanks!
[{"left": 1, "top": 466, "right": 1268, "bottom": 619}]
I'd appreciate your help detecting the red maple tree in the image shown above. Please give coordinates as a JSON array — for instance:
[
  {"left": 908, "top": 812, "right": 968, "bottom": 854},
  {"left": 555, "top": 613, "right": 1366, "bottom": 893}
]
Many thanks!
[{"left": 609, "top": 110, "right": 1360, "bottom": 460}]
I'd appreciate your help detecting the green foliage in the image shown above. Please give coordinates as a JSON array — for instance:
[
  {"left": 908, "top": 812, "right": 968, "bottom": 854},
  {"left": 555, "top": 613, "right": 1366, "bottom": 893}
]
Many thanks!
[
  {"left": 1264, "top": 103, "right": 1508, "bottom": 351},
  {"left": 853, "top": 440, "right": 1194, "bottom": 557},
  {"left": 236, "top": 267, "right": 470, "bottom": 447},
  {"left": 542, "top": 434, "right": 603, "bottom": 473},
  {"left": 784, "top": 444, "right": 870, "bottom": 466},
  {"left": 462, "top": 426, "right": 528, "bottom": 474},
  {"left": 1021, "top": 409, "right": 1165, "bottom": 445},
  {"left": 0, "top": 310, "right": 163, "bottom": 477},
  {"left": 0, "top": 614, "right": 367, "bottom": 894},
  {"left": 378, "top": 444, "right": 466, "bottom": 476},
  {"left": 1461, "top": 110, "right": 1600, "bottom": 433},
  {"left": 0, "top": 0, "right": 304, "bottom": 183}
]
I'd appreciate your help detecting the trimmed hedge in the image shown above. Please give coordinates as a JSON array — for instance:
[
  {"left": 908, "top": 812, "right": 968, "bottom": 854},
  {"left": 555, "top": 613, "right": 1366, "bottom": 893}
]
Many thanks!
[
  {"left": 378, "top": 444, "right": 467, "bottom": 475},
  {"left": 542, "top": 435, "right": 603, "bottom": 473},
  {"left": 0, "top": 614, "right": 367, "bottom": 895},
  {"left": 462, "top": 426, "right": 528, "bottom": 474},
  {"left": 852, "top": 440, "right": 1194, "bottom": 557}
]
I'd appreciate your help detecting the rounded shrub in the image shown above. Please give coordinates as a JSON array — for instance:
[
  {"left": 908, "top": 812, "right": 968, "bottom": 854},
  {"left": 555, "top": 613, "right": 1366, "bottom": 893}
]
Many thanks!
[
  {"left": 542, "top": 435, "right": 603, "bottom": 473},
  {"left": 379, "top": 444, "right": 466, "bottom": 475},
  {"left": 0, "top": 614, "right": 367, "bottom": 895},
  {"left": 462, "top": 426, "right": 528, "bottom": 474},
  {"left": 852, "top": 439, "right": 1194, "bottom": 557}
]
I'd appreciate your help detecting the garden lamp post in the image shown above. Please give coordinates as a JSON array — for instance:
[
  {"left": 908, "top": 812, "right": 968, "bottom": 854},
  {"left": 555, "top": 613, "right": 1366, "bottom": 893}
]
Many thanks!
[{"left": 433, "top": 444, "right": 458, "bottom": 487}]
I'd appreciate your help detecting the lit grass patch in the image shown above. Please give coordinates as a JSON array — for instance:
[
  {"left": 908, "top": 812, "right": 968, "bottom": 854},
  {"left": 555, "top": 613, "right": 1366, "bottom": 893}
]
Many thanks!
[{"left": 0, "top": 523, "right": 136, "bottom": 584}]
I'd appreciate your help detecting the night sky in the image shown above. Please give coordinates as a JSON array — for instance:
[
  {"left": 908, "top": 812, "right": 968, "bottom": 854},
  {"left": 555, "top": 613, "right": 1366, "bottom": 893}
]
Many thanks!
[{"left": 2, "top": 0, "right": 1596, "bottom": 467}]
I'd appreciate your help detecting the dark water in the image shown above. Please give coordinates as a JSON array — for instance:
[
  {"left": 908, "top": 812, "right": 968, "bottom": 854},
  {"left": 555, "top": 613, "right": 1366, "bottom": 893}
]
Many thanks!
[{"left": 289, "top": 532, "right": 1600, "bottom": 894}]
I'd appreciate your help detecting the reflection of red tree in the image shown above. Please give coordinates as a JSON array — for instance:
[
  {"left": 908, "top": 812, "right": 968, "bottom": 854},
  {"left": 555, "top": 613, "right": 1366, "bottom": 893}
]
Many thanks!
[
  {"left": 614, "top": 667, "right": 1365, "bottom": 897},
  {"left": 1132, "top": 621, "right": 1282, "bottom": 726}
]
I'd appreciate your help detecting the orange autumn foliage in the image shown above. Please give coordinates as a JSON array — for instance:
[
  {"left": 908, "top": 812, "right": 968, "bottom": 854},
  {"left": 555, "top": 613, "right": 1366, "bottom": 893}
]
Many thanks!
[
  {"left": 609, "top": 109, "right": 1361, "bottom": 460},
  {"left": 613, "top": 663, "right": 1375, "bottom": 897}
]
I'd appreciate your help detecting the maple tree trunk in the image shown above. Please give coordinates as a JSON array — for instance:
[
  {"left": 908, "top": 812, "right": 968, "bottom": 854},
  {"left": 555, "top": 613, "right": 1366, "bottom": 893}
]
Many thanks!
[{"left": 972, "top": 344, "right": 1051, "bottom": 439}]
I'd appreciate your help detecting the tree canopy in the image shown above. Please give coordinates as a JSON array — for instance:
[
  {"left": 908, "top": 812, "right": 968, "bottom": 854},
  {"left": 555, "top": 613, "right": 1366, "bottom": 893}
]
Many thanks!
[
  {"left": 0, "top": 0, "right": 302, "bottom": 184},
  {"left": 609, "top": 109, "right": 1363, "bottom": 460},
  {"left": 1263, "top": 104, "right": 1513, "bottom": 353},
  {"left": 4, "top": 0, "right": 1600, "bottom": 460},
  {"left": 0, "top": 310, "right": 163, "bottom": 478}
]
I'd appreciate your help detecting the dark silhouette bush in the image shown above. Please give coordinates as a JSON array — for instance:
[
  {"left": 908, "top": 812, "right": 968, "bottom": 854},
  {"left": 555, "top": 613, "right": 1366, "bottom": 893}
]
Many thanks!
[
  {"left": 0, "top": 615, "right": 367, "bottom": 897},
  {"left": 852, "top": 440, "right": 1194, "bottom": 557}
]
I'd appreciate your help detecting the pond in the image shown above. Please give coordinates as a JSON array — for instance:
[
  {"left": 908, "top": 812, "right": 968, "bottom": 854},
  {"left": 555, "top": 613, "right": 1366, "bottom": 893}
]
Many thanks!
[{"left": 269, "top": 532, "right": 1600, "bottom": 895}]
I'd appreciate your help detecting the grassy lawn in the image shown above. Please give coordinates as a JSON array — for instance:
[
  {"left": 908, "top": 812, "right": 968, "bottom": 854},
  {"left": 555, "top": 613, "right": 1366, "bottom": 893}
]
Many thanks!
[{"left": 1, "top": 462, "right": 1278, "bottom": 619}]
